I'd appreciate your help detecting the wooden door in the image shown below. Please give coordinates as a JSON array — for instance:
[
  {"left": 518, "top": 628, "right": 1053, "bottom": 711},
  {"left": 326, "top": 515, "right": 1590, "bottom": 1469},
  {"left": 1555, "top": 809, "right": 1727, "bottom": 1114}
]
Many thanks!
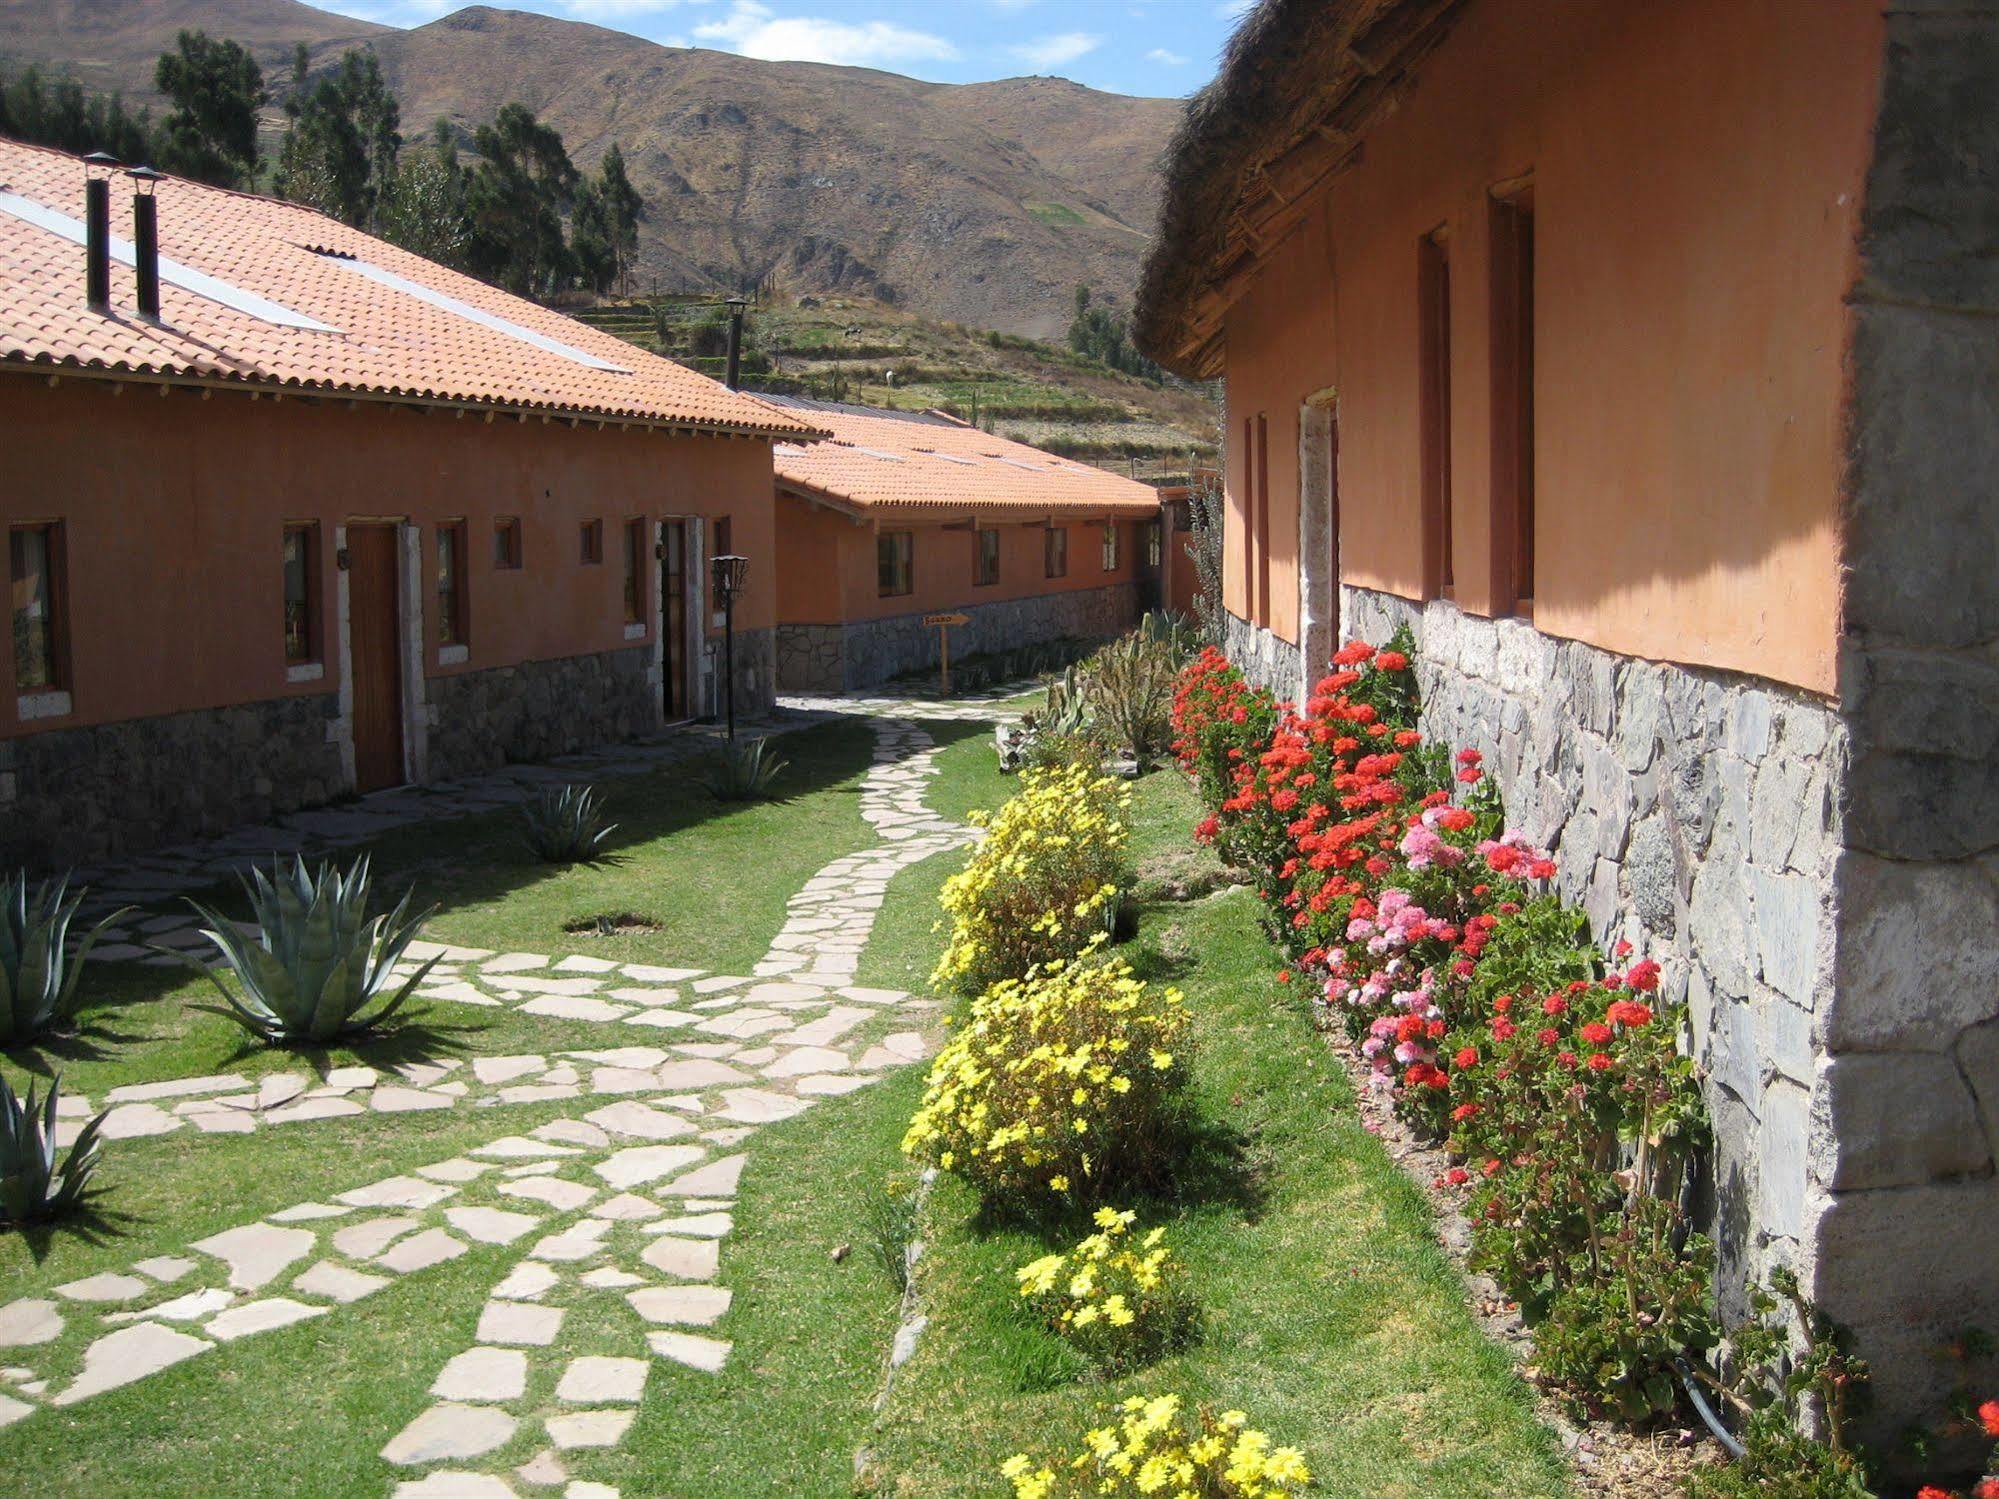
[
  {"left": 661, "top": 520, "right": 688, "bottom": 720},
  {"left": 347, "top": 524, "right": 406, "bottom": 792},
  {"left": 1326, "top": 410, "right": 1341, "bottom": 625}
]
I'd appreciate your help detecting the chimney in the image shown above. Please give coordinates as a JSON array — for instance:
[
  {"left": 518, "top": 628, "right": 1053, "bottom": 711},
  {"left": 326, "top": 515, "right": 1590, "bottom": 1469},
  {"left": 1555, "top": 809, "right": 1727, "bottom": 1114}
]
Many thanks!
[
  {"left": 723, "top": 295, "right": 748, "bottom": 390},
  {"left": 82, "top": 152, "right": 118, "bottom": 312},
  {"left": 127, "top": 166, "right": 164, "bottom": 322}
]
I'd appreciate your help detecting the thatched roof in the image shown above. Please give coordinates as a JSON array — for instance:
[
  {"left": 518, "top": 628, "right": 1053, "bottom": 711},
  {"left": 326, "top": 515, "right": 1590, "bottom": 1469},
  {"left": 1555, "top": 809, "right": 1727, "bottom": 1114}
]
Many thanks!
[{"left": 1134, "top": 0, "right": 1471, "bottom": 379}]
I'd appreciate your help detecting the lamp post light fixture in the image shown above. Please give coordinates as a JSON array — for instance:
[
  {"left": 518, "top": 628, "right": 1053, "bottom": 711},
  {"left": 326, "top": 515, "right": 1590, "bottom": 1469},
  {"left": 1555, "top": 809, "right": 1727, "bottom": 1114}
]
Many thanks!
[{"left": 710, "top": 552, "right": 749, "bottom": 742}]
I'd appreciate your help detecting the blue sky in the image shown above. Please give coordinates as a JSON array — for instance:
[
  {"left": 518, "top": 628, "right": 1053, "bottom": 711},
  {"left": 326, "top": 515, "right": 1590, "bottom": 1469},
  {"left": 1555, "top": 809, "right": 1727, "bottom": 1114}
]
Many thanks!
[{"left": 315, "top": 0, "right": 1251, "bottom": 98}]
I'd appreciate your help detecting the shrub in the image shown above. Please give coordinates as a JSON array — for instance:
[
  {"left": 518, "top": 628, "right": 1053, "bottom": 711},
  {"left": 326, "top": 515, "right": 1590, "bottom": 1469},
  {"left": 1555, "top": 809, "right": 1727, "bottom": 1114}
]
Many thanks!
[
  {"left": 1015, "top": 1207, "right": 1196, "bottom": 1375},
  {"left": 521, "top": 783, "right": 617, "bottom": 864},
  {"left": 931, "top": 763, "right": 1130, "bottom": 995},
  {"left": 1001, "top": 1394, "right": 1310, "bottom": 1497},
  {"left": 1, "top": 872, "right": 129, "bottom": 1046},
  {"left": 902, "top": 954, "right": 1189, "bottom": 1207},
  {"left": 710, "top": 736, "right": 788, "bottom": 802},
  {"left": 1081, "top": 630, "right": 1179, "bottom": 770},
  {"left": 860, "top": 1176, "right": 921, "bottom": 1295},
  {"left": 0, "top": 1072, "right": 106, "bottom": 1226},
  {"left": 175, "top": 855, "right": 438, "bottom": 1045}
]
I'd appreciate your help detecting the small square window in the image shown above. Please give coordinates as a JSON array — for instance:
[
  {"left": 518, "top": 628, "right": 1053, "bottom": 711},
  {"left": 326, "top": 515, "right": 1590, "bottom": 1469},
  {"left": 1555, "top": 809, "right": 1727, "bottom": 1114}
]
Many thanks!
[
  {"left": 974, "top": 528, "right": 1000, "bottom": 587},
  {"left": 282, "top": 523, "right": 318, "bottom": 664},
  {"left": 580, "top": 518, "right": 603, "bottom": 565},
  {"left": 1145, "top": 520, "right": 1163, "bottom": 569},
  {"left": 1101, "top": 522, "right": 1120, "bottom": 572},
  {"left": 1044, "top": 525, "right": 1068, "bottom": 579},
  {"left": 878, "top": 531, "right": 914, "bottom": 598},
  {"left": 494, "top": 516, "right": 523, "bottom": 570},
  {"left": 437, "top": 521, "right": 468, "bottom": 647},
  {"left": 11, "top": 522, "right": 67, "bottom": 692}
]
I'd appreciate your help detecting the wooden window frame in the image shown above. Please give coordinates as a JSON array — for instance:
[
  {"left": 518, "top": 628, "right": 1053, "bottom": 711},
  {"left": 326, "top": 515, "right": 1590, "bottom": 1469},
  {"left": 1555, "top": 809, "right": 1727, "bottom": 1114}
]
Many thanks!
[
  {"left": 1489, "top": 181, "right": 1536, "bottom": 617},
  {"left": 437, "top": 520, "right": 469, "bottom": 648},
  {"left": 1419, "top": 227, "right": 1454, "bottom": 600},
  {"left": 10, "top": 521, "right": 69, "bottom": 694},
  {"left": 282, "top": 521, "right": 319, "bottom": 666},
  {"left": 877, "top": 530, "right": 914, "bottom": 598},
  {"left": 580, "top": 518, "right": 604, "bottom": 566},
  {"left": 973, "top": 527, "right": 1000, "bottom": 587},
  {"left": 1146, "top": 519, "right": 1163, "bottom": 569},
  {"left": 493, "top": 515, "right": 523, "bottom": 570},
  {"left": 1101, "top": 521, "right": 1120, "bottom": 573},
  {"left": 1044, "top": 525, "right": 1068, "bottom": 579},
  {"left": 622, "top": 517, "right": 647, "bottom": 626}
]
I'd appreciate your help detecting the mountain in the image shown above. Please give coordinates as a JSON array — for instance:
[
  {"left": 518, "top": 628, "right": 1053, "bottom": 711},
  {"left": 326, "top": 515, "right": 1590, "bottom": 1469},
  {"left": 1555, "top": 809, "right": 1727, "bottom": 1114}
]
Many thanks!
[{"left": 0, "top": 0, "right": 1183, "bottom": 338}]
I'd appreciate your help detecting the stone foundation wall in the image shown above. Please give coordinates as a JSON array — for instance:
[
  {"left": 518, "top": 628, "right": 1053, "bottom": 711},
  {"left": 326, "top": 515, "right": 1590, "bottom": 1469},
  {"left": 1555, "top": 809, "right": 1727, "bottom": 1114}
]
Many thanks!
[
  {"left": 698, "top": 626, "right": 776, "bottom": 723},
  {"left": 1220, "top": 608, "right": 1304, "bottom": 702},
  {"left": 425, "top": 645, "right": 661, "bottom": 783},
  {"left": 778, "top": 584, "right": 1140, "bottom": 692},
  {"left": 1341, "top": 586, "right": 1847, "bottom": 1329},
  {"left": 0, "top": 693, "right": 346, "bottom": 869}
]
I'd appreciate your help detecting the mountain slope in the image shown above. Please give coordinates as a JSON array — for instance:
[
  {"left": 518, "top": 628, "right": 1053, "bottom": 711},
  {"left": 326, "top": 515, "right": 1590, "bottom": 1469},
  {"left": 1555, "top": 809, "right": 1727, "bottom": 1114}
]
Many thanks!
[{"left": 0, "top": 0, "right": 1182, "bottom": 338}]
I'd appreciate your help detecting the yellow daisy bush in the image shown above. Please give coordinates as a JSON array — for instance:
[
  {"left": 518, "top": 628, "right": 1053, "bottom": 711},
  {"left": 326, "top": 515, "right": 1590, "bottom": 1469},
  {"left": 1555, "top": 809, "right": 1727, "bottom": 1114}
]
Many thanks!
[
  {"left": 901, "top": 954, "right": 1189, "bottom": 1205},
  {"left": 1016, "top": 1207, "right": 1196, "bottom": 1375},
  {"left": 931, "top": 762, "right": 1132, "bottom": 996},
  {"left": 1001, "top": 1395, "right": 1312, "bottom": 1498}
]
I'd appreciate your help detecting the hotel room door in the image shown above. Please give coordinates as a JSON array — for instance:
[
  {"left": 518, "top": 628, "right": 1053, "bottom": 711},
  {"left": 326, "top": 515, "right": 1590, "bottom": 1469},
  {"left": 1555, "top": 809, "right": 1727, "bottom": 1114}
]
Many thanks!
[
  {"left": 347, "top": 523, "right": 406, "bottom": 792},
  {"left": 661, "top": 520, "right": 689, "bottom": 721}
]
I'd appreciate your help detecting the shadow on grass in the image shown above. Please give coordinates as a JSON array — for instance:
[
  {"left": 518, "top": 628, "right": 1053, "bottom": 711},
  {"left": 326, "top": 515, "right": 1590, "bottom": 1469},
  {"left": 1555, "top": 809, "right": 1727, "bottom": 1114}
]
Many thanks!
[{"left": 4, "top": 1199, "right": 137, "bottom": 1264}]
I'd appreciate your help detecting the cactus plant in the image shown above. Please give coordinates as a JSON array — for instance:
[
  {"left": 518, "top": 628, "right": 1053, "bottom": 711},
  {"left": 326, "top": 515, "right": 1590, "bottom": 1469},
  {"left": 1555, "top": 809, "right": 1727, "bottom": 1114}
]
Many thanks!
[
  {"left": 0, "top": 873, "right": 130, "bottom": 1046},
  {"left": 170, "top": 855, "right": 438, "bottom": 1046},
  {"left": 0, "top": 1072, "right": 106, "bottom": 1226},
  {"left": 710, "top": 736, "right": 788, "bottom": 802},
  {"left": 522, "top": 784, "right": 618, "bottom": 865}
]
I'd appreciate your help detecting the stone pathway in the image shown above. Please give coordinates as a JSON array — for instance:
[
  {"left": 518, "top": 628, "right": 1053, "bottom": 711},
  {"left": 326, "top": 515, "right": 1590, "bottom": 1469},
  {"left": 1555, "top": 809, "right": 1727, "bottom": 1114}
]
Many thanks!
[{"left": 0, "top": 711, "right": 999, "bottom": 1496}]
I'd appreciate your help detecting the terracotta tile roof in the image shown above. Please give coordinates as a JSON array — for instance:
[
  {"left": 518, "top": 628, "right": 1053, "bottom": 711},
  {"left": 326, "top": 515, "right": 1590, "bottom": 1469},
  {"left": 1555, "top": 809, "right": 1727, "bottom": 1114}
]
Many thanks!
[
  {"left": 0, "top": 139, "right": 820, "bottom": 439},
  {"left": 763, "top": 395, "right": 1163, "bottom": 522}
]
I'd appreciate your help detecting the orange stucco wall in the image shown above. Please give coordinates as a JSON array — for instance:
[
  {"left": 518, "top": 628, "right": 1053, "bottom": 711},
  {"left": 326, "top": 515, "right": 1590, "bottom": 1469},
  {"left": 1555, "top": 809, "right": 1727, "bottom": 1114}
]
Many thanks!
[
  {"left": 0, "top": 376, "right": 777, "bottom": 739},
  {"left": 773, "top": 493, "right": 1148, "bottom": 625},
  {"left": 1219, "top": 0, "right": 1883, "bottom": 695}
]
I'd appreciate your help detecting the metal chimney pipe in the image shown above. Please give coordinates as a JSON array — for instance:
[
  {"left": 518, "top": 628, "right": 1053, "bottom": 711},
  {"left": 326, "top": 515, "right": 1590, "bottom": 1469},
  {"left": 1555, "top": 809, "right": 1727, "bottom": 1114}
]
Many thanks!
[
  {"left": 723, "top": 295, "right": 748, "bottom": 390},
  {"left": 84, "top": 177, "right": 111, "bottom": 311},
  {"left": 128, "top": 167, "right": 164, "bottom": 322}
]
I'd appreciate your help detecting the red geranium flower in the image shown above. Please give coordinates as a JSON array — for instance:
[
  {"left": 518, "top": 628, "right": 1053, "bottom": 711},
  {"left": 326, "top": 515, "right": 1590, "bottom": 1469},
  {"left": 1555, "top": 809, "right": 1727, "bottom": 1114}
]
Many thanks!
[
  {"left": 1454, "top": 1047, "right": 1479, "bottom": 1070},
  {"left": 1580, "top": 1022, "right": 1614, "bottom": 1047},
  {"left": 1980, "top": 1397, "right": 1999, "bottom": 1438}
]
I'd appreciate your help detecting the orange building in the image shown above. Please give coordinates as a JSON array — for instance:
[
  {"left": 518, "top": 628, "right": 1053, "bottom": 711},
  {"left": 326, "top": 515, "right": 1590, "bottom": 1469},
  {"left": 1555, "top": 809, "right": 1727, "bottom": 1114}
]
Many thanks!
[
  {"left": 0, "top": 139, "right": 821, "bottom": 867},
  {"left": 1135, "top": 0, "right": 1998, "bottom": 1449},
  {"left": 764, "top": 398, "right": 1164, "bottom": 691}
]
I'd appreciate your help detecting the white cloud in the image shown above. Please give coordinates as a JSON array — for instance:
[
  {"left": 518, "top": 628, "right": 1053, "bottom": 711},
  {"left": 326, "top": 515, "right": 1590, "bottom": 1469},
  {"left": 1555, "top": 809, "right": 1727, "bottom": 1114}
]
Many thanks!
[
  {"left": 560, "top": 0, "right": 699, "bottom": 20},
  {"left": 693, "top": 1, "right": 959, "bottom": 66},
  {"left": 1145, "top": 47, "right": 1187, "bottom": 65},
  {"left": 1008, "top": 31, "right": 1102, "bottom": 70}
]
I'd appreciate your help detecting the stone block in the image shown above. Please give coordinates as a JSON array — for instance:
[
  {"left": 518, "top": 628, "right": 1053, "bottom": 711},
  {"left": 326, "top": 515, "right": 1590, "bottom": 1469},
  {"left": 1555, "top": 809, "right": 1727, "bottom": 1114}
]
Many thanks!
[
  {"left": 1754, "top": 1078, "right": 1810, "bottom": 1242},
  {"left": 1810, "top": 1051, "right": 1990, "bottom": 1191},
  {"left": 1829, "top": 852, "right": 1999, "bottom": 1051},
  {"left": 1956, "top": 1017, "right": 1999, "bottom": 1165},
  {"left": 1751, "top": 868, "right": 1825, "bottom": 1008}
]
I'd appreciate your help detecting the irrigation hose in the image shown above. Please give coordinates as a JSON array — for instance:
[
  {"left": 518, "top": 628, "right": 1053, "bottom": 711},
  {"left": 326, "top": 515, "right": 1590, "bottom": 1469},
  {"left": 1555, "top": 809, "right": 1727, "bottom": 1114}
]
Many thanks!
[{"left": 1674, "top": 1354, "right": 1747, "bottom": 1460}]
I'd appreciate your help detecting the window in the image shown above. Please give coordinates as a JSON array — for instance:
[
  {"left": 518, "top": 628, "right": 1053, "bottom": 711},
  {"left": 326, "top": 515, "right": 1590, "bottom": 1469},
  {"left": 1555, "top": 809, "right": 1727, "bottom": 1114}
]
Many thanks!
[
  {"left": 1254, "top": 415, "right": 1271, "bottom": 621},
  {"left": 282, "top": 523, "right": 318, "bottom": 664},
  {"left": 1419, "top": 228, "right": 1454, "bottom": 598},
  {"left": 712, "top": 516, "right": 733, "bottom": 560},
  {"left": 580, "top": 518, "right": 603, "bottom": 565},
  {"left": 1146, "top": 520, "right": 1163, "bottom": 569},
  {"left": 494, "top": 516, "right": 522, "bottom": 570},
  {"left": 623, "top": 519, "right": 646, "bottom": 626},
  {"left": 1490, "top": 184, "right": 1535, "bottom": 613},
  {"left": 437, "top": 521, "right": 468, "bottom": 646},
  {"left": 1101, "top": 522, "right": 1120, "bottom": 572},
  {"left": 10, "top": 523, "right": 65, "bottom": 692},
  {"left": 878, "top": 530, "right": 914, "bottom": 597},
  {"left": 974, "top": 528, "right": 1000, "bottom": 587},
  {"left": 1044, "top": 525, "right": 1068, "bottom": 579}
]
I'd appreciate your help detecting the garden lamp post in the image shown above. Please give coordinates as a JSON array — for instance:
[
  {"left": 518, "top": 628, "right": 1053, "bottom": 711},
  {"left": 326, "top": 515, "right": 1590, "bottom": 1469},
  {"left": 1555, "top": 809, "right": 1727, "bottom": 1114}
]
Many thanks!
[{"left": 711, "top": 552, "right": 749, "bottom": 742}]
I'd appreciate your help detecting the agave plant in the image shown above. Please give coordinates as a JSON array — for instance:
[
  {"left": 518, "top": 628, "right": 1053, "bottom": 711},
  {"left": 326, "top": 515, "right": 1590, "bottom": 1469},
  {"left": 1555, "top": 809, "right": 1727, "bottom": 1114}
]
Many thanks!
[
  {"left": 522, "top": 783, "right": 618, "bottom": 865},
  {"left": 170, "top": 856, "right": 439, "bottom": 1046},
  {"left": 1, "top": 872, "right": 131, "bottom": 1046},
  {"left": 0, "top": 1072, "right": 106, "bottom": 1226},
  {"left": 710, "top": 736, "right": 789, "bottom": 802}
]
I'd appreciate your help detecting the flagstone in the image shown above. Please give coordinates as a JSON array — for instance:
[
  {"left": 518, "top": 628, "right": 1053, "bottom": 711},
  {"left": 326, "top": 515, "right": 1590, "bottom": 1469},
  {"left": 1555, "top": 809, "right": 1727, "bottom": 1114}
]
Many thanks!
[
  {"left": 589, "top": 1067, "right": 661, "bottom": 1095},
  {"left": 489, "top": 975, "right": 607, "bottom": 997},
  {"left": 555, "top": 1356, "right": 647, "bottom": 1405},
  {"left": 208, "top": 1297, "right": 326, "bottom": 1341},
  {"left": 554, "top": 954, "right": 620, "bottom": 973},
  {"left": 325, "top": 1065, "right": 380, "bottom": 1089},
  {"left": 839, "top": 985, "right": 908, "bottom": 1005},
  {"left": 702, "top": 1128, "right": 755, "bottom": 1146},
  {"left": 341, "top": 1176, "right": 458, "bottom": 1210},
  {"left": 477, "top": 1301, "right": 565, "bottom": 1347},
  {"left": 694, "top": 1010, "right": 791, "bottom": 1040},
  {"left": 668, "top": 1042, "right": 742, "bottom": 1059},
  {"left": 491, "top": 1262, "right": 561, "bottom": 1302},
  {"left": 731, "top": 1047, "right": 779, "bottom": 1066},
  {"left": 533, "top": 1119, "right": 611, "bottom": 1148},
  {"left": 0, "top": 1394, "right": 31, "bottom": 1427},
  {"left": 644, "top": 1212, "right": 732, "bottom": 1239},
  {"left": 418, "top": 1158, "right": 493, "bottom": 1183},
  {"left": 594, "top": 1145, "right": 706, "bottom": 1190},
  {"left": 584, "top": 1101, "right": 696, "bottom": 1141},
  {"left": 98, "top": 1103, "right": 182, "bottom": 1139},
  {"left": 529, "top": 1221, "right": 612, "bottom": 1263},
  {"left": 498, "top": 1083, "right": 583, "bottom": 1105},
  {"left": 578, "top": 1268, "right": 646, "bottom": 1290},
  {"left": 373, "top": 1086, "right": 455, "bottom": 1113},
  {"left": 333, "top": 1217, "right": 420, "bottom": 1258},
  {"left": 653, "top": 1059, "right": 752, "bottom": 1089},
  {"left": 473, "top": 1056, "right": 549, "bottom": 1086},
  {"left": 716, "top": 1089, "right": 811, "bottom": 1124},
  {"left": 54, "top": 1322, "right": 211, "bottom": 1404},
  {"left": 659, "top": 1154, "right": 746, "bottom": 1197},
  {"left": 378, "top": 1230, "right": 469, "bottom": 1274},
  {"left": 0, "top": 1300, "right": 62, "bottom": 1346},
  {"left": 264, "top": 1096, "right": 369, "bottom": 1125},
  {"left": 189, "top": 1110, "right": 257, "bottom": 1133},
  {"left": 115, "top": 1287, "right": 233, "bottom": 1324},
  {"left": 446, "top": 1207, "right": 541, "bottom": 1245},
  {"left": 546, "top": 1408, "right": 634, "bottom": 1450},
  {"left": 638, "top": 1237, "right": 721, "bottom": 1282},
  {"left": 505, "top": 1160, "right": 564, "bottom": 1178},
  {"left": 617, "top": 1005, "right": 700, "bottom": 1025},
  {"left": 620, "top": 964, "right": 701, "bottom": 983},
  {"left": 294, "top": 1260, "right": 390, "bottom": 1304},
  {"left": 381, "top": 1403, "right": 517, "bottom": 1466},
  {"left": 690, "top": 976, "right": 747, "bottom": 994},
  {"left": 192, "top": 1223, "right": 317, "bottom": 1290},
  {"left": 393, "top": 1471, "right": 517, "bottom": 1498},
  {"left": 105, "top": 1074, "right": 251, "bottom": 1104},
  {"left": 424, "top": 982, "right": 499, "bottom": 1006},
  {"left": 646, "top": 1330, "right": 730, "bottom": 1373},
  {"left": 762, "top": 1046, "right": 849, "bottom": 1078},
  {"left": 588, "top": 1193, "right": 662, "bottom": 1221},
  {"left": 797, "top": 1073, "right": 876, "bottom": 1097},
  {"left": 520, "top": 996, "right": 630, "bottom": 1023},
  {"left": 270, "top": 1201, "right": 350, "bottom": 1222},
  {"left": 433, "top": 1346, "right": 528, "bottom": 1402},
  {"left": 256, "top": 1073, "right": 309, "bottom": 1110},
  {"left": 483, "top": 953, "right": 550, "bottom": 973},
  {"left": 783, "top": 1007, "right": 872, "bottom": 1046},
  {"left": 564, "top": 1046, "right": 672, "bottom": 1068},
  {"left": 628, "top": 1282, "right": 731, "bottom": 1326},
  {"left": 498, "top": 1175, "right": 597, "bottom": 1211},
  {"left": 516, "top": 1450, "right": 567, "bottom": 1487},
  {"left": 474, "top": 1137, "right": 577, "bottom": 1161}
]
